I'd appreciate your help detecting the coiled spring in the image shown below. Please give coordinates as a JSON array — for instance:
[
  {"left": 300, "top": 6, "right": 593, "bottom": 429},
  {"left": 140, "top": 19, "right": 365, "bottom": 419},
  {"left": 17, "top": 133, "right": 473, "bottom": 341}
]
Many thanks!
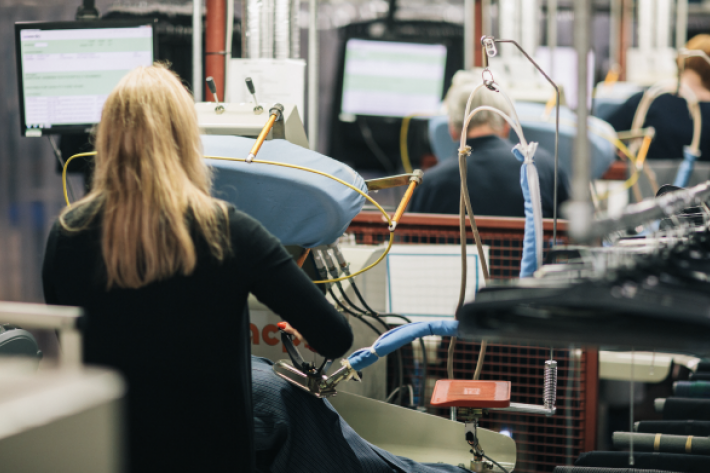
[{"left": 544, "top": 360, "right": 558, "bottom": 409}]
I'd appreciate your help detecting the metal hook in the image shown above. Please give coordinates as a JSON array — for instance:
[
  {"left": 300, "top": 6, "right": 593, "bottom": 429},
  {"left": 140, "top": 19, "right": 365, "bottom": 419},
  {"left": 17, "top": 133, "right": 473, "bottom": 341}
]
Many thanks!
[{"left": 481, "top": 69, "right": 498, "bottom": 92}]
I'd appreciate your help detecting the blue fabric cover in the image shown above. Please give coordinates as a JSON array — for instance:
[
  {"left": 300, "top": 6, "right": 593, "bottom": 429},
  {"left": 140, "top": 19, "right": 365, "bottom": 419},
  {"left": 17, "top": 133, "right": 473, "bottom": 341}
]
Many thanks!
[
  {"left": 673, "top": 146, "right": 701, "bottom": 188},
  {"left": 347, "top": 321, "right": 459, "bottom": 372},
  {"left": 202, "top": 135, "right": 367, "bottom": 248},
  {"left": 428, "top": 103, "right": 616, "bottom": 180},
  {"left": 513, "top": 146, "right": 543, "bottom": 278}
]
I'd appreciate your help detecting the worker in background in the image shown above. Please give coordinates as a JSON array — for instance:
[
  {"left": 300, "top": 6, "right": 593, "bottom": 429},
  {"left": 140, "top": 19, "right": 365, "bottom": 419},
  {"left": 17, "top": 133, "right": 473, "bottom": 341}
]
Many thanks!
[
  {"left": 42, "top": 64, "right": 353, "bottom": 473},
  {"left": 602, "top": 34, "right": 710, "bottom": 160},
  {"left": 410, "top": 80, "right": 569, "bottom": 218}
]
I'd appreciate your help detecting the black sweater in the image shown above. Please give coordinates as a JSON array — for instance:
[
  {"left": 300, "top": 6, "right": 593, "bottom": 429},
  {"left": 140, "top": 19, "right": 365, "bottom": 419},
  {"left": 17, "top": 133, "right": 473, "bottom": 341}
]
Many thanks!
[
  {"left": 42, "top": 205, "right": 353, "bottom": 473},
  {"left": 409, "top": 135, "right": 569, "bottom": 218},
  {"left": 601, "top": 91, "right": 710, "bottom": 161}
]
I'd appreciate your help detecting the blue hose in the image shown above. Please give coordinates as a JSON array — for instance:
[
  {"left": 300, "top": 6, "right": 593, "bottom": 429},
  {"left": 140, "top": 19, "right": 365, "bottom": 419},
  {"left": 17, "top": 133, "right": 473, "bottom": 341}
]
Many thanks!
[
  {"left": 347, "top": 320, "right": 459, "bottom": 371},
  {"left": 513, "top": 144, "right": 543, "bottom": 278},
  {"left": 673, "top": 146, "right": 701, "bottom": 188}
]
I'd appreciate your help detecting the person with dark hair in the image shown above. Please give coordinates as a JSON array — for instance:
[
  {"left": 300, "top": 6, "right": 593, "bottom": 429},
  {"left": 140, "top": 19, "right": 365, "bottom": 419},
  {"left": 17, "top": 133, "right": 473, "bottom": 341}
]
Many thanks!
[
  {"left": 42, "top": 64, "right": 353, "bottom": 473},
  {"left": 602, "top": 34, "right": 710, "bottom": 160}
]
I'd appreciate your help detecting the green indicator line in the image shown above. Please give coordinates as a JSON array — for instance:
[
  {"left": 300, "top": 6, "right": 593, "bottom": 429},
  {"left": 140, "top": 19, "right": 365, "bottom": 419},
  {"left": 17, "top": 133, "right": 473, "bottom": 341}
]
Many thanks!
[
  {"left": 23, "top": 70, "right": 132, "bottom": 97},
  {"left": 21, "top": 37, "right": 152, "bottom": 55},
  {"left": 345, "top": 50, "right": 446, "bottom": 65},
  {"left": 343, "top": 74, "right": 444, "bottom": 95}
]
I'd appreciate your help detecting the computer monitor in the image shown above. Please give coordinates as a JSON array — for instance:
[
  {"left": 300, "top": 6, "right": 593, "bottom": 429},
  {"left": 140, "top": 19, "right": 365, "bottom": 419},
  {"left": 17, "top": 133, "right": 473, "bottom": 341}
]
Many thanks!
[
  {"left": 340, "top": 38, "right": 448, "bottom": 118},
  {"left": 15, "top": 20, "right": 157, "bottom": 137}
]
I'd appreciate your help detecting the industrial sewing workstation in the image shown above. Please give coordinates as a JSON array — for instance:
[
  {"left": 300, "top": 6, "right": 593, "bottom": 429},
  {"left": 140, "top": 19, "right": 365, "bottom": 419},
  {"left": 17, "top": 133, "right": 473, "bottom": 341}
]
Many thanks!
[{"left": 6, "top": 0, "right": 710, "bottom": 472}]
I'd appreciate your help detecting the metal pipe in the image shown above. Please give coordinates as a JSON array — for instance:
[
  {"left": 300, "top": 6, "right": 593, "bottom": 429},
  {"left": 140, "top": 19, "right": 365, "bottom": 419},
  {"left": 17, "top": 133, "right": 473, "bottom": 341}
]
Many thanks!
[
  {"left": 676, "top": 0, "right": 688, "bottom": 49},
  {"left": 206, "top": 0, "right": 227, "bottom": 99},
  {"left": 246, "top": 0, "right": 262, "bottom": 58},
  {"left": 0, "top": 302, "right": 83, "bottom": 369},
  {"left": 547, "top": 0, "right": 557, "bottom": 73},
  {"left": 275, "top": 0, "right": 291, "bottom": 59},
  {"left": 567, "top": 0, "right": 593, "bottom": 241},
  {"left": 493, "top": 402, "right": 556, "bottom": 416},
  {"left": 464, "top": 0, "right": 475, "bottom": 70},
  {"left": 193, "top": 0, "right": 203, "bottom": 101},
  {"left": 308, "top": 0, "right": 318, "bottom": 150},
  {"left": 609, "top": 0, "right": 621, "bottom": 69},
  {"left": 224, "top": 0, "right": 234, "bottom": 100},
  {"left": 488, "top": 38, "right": 560, "bottom": 243}
]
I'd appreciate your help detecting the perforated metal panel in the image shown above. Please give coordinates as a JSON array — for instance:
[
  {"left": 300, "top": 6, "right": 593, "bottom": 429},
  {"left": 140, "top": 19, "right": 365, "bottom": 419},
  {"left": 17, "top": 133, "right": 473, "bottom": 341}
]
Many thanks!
[{"left": 346, "top": 212, "right": 598, "bottom": 472}]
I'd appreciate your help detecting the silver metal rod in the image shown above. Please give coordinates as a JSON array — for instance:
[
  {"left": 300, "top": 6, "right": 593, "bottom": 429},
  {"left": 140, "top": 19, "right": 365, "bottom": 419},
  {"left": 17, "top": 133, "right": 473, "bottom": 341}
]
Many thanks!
[
  {"left": 193, "top": 0, "right": 203, "bottom": 101},
  {"left": 493, "top": 38, "right": 560, "bottom": 244},
  {"left": 307, "top": 0, "right": 318, "bottom": 150},
  {"left": 577, "top": 180, "right": 710, "bottom": 241},
  {"left": 610, "top": 0, "right": 621, "bottom": 68},
  {"left": 464, "top": 0, "right": 475, "bottom": 70},
  {"left": 492, "top": 402, "right": 556, "bottom": 416},
  {"left": 567, "top": 0, "right": 593, "bottom": 241},
  {"left": 676, "top": 0, "right": 688, "bottom": 49},
  {"left": 547, "top": 0, "right": 557, "bottom": 73},
  {"left": 224, "top": 0, "right": 234, "bottom": 101}
]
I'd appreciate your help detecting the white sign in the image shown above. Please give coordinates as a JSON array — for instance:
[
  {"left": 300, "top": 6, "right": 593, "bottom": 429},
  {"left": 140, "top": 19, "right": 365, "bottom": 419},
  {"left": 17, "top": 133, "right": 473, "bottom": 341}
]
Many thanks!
[
  {"left": 228, "top": 58, "right": 306, "bottom": 118},
  {"left": 385, "top": 244, "right": 489, "bottom": 321}
]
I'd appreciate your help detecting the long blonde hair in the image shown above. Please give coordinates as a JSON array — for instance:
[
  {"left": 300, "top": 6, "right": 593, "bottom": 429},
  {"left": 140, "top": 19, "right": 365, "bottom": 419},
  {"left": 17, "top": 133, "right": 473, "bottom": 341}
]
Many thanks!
[{"left": 60, "top": 63, "right": 230, "bottom": 289}]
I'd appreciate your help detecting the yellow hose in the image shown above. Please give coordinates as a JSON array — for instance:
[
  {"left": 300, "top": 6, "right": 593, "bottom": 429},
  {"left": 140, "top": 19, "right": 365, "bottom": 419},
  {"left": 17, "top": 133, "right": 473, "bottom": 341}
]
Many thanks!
[
  {"left": 400, "top": 113, "right": 435, "bottom": 174},
  {"left": 61, "top": 152, "right": 395, "bottom": 285}
]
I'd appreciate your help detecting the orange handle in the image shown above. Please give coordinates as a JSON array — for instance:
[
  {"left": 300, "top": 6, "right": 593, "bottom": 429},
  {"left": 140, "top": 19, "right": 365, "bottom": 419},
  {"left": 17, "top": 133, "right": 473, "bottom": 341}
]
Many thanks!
[
  {"left": 636, "top": 134, "right": 653, "bottom": 170},
  {"left": 249, "top": 114, "right": 278, "bottom": 158},
  {"left": 392, "top": 180, "right": 418, "bottom": 224},
  {"left": 295, "top": 248, "right": 310, "bottom": 268},
  {"left": 390, "top": 170, "right": 423, "bottom": 230}
]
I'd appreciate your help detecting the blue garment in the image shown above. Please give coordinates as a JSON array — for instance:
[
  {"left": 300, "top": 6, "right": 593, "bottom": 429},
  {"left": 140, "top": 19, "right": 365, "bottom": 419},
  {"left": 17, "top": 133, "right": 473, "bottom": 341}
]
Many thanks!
[
  {"left": 512, "top": 145, "right": 543, "bottom": 278},
  {"left": 409, "top": 135, "right": 568, "bottom": 218},
  {"left": 252, "top": 357, "right": 470, "bottom": 473}
]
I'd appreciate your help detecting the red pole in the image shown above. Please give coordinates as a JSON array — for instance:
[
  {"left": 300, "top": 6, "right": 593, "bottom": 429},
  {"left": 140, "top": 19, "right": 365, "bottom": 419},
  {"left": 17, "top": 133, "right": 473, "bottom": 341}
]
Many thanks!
[{"left": 205, "top": 0, "right": 227, "bottom": 100}]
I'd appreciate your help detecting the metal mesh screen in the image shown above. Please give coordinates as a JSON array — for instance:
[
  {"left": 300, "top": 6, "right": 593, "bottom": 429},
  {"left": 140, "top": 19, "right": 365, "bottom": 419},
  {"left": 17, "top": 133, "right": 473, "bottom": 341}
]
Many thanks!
[{"left": 347, "top": 212, "right": 597, "bottom": 472}]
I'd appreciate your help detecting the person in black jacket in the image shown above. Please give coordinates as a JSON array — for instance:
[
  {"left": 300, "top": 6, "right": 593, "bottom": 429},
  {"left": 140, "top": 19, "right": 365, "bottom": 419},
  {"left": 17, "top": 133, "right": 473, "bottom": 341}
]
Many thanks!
[
  {"left": 410, "top": 76, "right": 568, "bottom": 218},
  {"left": 601, "top": 34, "right": 710, "bottom": 160},
  {"left": 42, "top": 64, "right": 353, "bottom": 473}
]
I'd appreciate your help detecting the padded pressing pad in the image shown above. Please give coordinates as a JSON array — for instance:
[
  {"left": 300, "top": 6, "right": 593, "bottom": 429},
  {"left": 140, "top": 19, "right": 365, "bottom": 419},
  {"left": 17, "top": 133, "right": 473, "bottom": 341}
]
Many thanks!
[
  {"left": 203, "top": 135, "right": 367, "bottom": 248},
  {"left": 430, "top": 380, "right": 511, "bottom": 408}
]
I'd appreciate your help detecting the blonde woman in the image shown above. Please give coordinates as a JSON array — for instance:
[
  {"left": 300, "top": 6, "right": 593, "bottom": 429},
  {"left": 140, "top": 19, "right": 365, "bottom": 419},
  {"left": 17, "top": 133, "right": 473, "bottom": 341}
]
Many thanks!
[{"left": 42, "top": 64, "right": 353, "bottom": 473}]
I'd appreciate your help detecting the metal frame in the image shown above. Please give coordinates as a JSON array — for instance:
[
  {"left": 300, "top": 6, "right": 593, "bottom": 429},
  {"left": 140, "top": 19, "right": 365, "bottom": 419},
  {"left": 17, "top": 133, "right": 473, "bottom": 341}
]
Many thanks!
[{"left": 0, "top": 301, "right": 83, "bottom": 369}]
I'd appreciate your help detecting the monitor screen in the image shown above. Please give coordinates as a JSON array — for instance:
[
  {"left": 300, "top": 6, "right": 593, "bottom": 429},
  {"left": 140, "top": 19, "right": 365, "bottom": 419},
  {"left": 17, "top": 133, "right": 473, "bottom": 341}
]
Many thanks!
[
  {"left": 15, "top": 20, "right": 156, "bottom": 136},
  {"left": 340, "top": 39, "right": 447, "bottom": 118}
]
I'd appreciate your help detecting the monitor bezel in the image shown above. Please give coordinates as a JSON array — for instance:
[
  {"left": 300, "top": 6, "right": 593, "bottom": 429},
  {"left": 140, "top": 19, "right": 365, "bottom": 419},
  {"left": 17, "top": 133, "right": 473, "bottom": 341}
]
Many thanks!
[
  {"left": 15, "top": 19, "right": 158, "bottom": 137},
  {"left": 338, "top": 37, "right": 449, "bottom": 119}
]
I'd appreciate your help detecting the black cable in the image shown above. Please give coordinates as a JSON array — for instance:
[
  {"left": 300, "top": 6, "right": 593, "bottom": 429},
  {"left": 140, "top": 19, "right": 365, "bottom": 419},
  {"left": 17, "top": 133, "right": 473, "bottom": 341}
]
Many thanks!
[
  {"left": 352, "top": 278, "right": 429, "bottom": 408},
  {"left": 329, "top": 284, "right": 405, "bottom": 405},
  {"left": 48, "top": 136, "right": 76, "bottom": 202},
  {"left": 482, "top": 454, "right": 509, "bottom": 473},
  {"left": 357, "top": 117, "right": 395, "bottom": 173},
  {"left": 351, "top": 277, "right": 429, "bottom": 408},
  {"left": 329, "top": 288, "right": 382, "bottom": 336}
]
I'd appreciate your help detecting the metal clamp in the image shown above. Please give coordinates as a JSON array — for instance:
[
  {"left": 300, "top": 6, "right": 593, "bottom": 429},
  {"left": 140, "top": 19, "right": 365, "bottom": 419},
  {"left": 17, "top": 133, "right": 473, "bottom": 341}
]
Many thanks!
[{"left": 272, "top": 327, "right": 359, "bottom": 398}]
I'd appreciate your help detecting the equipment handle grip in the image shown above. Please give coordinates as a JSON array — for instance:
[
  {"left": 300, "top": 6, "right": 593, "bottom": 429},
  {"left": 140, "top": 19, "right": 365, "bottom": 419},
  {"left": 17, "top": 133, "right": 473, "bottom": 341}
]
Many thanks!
[
  {"left": 389, "top": 170, "right": 423, "bottom": 231},
  {"left": 206, "top": 76, "right": 217, "bottom": 95},
  {"left": 245, "top": 77, "right": 256, "bottom": 94}
]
